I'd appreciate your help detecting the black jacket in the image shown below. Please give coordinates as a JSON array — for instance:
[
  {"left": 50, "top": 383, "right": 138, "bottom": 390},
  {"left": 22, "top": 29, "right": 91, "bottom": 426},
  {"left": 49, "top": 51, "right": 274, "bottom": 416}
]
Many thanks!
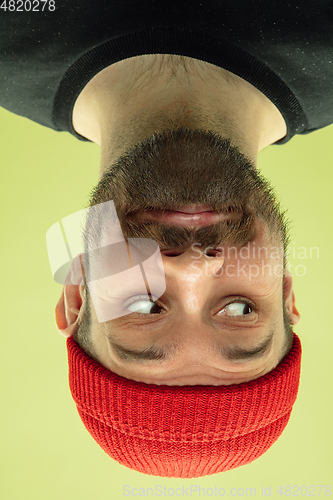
[{"left": 1, "top": 0, "right": 332, "bottom": 144}]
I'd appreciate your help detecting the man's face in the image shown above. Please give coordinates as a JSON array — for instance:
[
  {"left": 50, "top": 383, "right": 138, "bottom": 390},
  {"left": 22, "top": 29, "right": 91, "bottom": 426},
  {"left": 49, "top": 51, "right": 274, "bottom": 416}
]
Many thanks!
[{"left": 79, "top": 128, "right": 299, "bottom": 386}]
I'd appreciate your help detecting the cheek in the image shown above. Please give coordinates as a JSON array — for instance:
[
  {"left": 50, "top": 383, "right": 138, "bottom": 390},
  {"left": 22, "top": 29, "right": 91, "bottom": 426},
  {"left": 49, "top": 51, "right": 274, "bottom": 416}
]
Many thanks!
[
  {"left": 252, "top": 255, "right": 285, "bottom": 295},
  {"left": 221, "top": 256, "right": 284, "bottom": 284}
]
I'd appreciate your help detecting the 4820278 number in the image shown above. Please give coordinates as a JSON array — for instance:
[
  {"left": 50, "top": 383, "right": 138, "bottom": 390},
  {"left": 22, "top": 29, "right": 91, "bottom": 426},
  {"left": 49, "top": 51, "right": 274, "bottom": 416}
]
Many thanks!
[
  {"left": 0, "top": 0, "right": 55, "bottom": 11},
  {"left": 276, "top": 485, "right": 331, "bottom": 496}
]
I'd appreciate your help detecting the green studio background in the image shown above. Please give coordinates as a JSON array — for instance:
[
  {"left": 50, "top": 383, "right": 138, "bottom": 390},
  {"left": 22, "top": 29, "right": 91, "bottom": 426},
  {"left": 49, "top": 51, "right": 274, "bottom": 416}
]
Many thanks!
[{"left": 0, "top": 106, "right": 332, "bottom": 500}]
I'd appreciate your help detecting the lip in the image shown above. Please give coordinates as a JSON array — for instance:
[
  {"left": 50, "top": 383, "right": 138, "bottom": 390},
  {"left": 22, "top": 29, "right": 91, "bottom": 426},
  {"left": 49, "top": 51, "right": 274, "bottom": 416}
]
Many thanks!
[
  {"left": 167, "top": 205, "right": 215, "bottom": 214},
  {"left": 132, "top": 205, "right": 243, "bottom": 228}
]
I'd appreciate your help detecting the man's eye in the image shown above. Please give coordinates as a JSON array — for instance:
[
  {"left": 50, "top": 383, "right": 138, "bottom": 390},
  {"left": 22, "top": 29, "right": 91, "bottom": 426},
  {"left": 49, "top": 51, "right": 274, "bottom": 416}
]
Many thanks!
[
  {"left": 126, "top": 298, "right": 163, "bottom": 314},
  {"left": 219, "top": 302, "right": 253, "bottom": 317}
]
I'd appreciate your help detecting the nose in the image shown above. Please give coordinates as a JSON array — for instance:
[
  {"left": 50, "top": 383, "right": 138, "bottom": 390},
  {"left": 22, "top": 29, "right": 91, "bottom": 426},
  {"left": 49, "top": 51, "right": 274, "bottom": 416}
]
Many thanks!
[
  {"left": 162, "top": 248, "right": 223, "bottom": 257},
  {"left": 161, "top": 247, "right": 225, "bottom": 277}
]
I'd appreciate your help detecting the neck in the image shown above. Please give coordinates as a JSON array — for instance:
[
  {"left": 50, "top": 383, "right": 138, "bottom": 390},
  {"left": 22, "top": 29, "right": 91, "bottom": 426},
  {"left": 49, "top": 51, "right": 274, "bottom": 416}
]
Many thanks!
[{"left": 72, "top": 55, "right": 287, "bottom": 175}]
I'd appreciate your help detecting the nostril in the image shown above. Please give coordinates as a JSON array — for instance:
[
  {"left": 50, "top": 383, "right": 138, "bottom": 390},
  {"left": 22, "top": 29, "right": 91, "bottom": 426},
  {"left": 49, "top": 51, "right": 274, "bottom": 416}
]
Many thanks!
[
  {"left": 162, "top": 251, "right": 185, "bottom": 257},
  {"left": 204, "top": 249, "right": 223, "bottom": 258}
]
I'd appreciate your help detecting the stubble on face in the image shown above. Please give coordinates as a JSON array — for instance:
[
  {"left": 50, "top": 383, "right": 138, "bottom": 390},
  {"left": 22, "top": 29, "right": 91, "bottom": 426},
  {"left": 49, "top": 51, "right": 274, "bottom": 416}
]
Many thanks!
[
  {"left": 73, "top": 128, "right": 294, "bottom": 377},
  {"left": 87, "top": 128, "right": 288, "bottom": 254}
]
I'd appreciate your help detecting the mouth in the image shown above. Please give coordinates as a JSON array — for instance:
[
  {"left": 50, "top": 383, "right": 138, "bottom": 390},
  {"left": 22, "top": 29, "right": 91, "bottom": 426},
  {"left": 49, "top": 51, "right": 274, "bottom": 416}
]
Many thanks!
[{"left": 131, "top": 205, "right": 243, "bottom": 228}]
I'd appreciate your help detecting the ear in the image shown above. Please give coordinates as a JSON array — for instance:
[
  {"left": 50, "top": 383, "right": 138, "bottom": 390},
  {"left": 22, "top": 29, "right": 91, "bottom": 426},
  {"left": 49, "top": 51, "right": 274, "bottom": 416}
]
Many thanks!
[
  {"left": 55, "top": 285, "right": 84, "bottom": 338},
  {"left": 283, "top": 272, "right": 301, "bottom": 326}
]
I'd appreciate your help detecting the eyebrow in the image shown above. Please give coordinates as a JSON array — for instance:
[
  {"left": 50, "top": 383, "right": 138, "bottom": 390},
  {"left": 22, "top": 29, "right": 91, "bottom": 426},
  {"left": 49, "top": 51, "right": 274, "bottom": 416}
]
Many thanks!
[
  {"left": 108, "top": 328, "right": 275, "bottom": 364},
  {"left": 110, "top": 342, "right": 172, "bottom": 362},
  {"left": 217, "top": 329, "right": 274, "bottom": 360}
]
